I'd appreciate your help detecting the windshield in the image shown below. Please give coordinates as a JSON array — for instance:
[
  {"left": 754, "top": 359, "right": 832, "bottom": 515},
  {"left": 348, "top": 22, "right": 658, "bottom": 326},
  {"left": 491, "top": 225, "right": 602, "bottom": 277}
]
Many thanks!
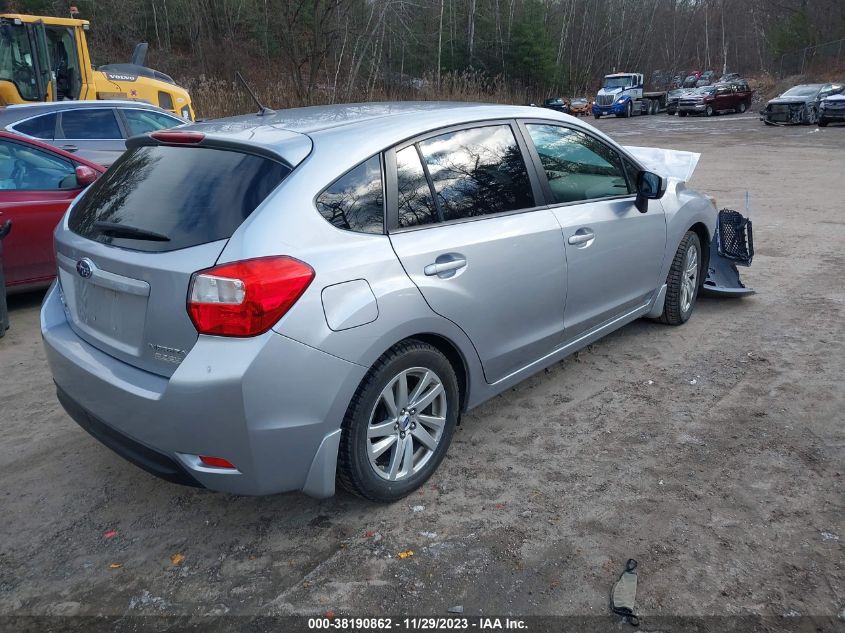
[
  {"left": 782, "top": 86, "right": 819, "bottom": 97},
  {"left": 0, "top": 21, "right": 38, "bottom": 100},
  {"left": 696, "top": 86, "right": 716, "bottom": 95},
  {"left": 603, "top": 76, "right": 634, "bottom": 89}
]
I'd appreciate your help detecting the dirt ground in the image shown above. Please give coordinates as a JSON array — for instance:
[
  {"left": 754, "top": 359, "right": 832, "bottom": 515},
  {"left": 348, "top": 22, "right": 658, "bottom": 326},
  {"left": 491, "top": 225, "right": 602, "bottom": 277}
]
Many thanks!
[{"left": 0, "top": 112, "right": 843, "bottom": 631}]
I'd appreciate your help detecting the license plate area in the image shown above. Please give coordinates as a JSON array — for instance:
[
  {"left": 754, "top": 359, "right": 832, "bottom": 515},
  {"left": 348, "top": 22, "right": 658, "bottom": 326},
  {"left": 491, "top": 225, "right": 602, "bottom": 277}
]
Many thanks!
[{"left": 57, "top": 259, "right": 150, "bottom": 357}]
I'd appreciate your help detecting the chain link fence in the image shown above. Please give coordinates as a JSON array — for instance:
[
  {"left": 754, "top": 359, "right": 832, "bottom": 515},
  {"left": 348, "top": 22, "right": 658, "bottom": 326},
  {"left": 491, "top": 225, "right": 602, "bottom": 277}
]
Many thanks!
[{"left": 778, "top": 38, "right": 845, "bottom": 78}]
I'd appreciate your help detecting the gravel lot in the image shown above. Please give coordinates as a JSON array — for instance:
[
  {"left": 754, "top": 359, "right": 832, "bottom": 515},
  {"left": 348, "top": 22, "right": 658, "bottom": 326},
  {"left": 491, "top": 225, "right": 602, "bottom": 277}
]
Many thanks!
[{"left": 1, "top": 112, "right": 843, "bottom": 631}]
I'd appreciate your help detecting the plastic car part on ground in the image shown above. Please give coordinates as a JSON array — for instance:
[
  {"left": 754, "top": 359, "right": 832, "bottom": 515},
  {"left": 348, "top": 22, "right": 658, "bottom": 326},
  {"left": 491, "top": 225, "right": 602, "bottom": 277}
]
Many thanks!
[
  {"left": 610, "top": 559, "right": 640, "bottom": 626},
  {"left": 702, "top": 209, "right": 755, "bottom": 297}
]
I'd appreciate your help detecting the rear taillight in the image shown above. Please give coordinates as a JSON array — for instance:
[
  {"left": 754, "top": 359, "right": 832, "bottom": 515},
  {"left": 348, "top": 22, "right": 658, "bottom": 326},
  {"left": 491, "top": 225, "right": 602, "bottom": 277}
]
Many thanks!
[{"left": 188, "top": 256, "right": 314, "bottom": 337}]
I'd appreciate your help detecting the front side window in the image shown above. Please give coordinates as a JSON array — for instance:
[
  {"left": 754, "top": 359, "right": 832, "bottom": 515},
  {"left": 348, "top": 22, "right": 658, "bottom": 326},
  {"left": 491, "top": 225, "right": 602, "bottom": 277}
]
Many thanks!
[
  {"left": 60, "top": 109, "right": 122, "bottom": 139},
  {"left": 0, "top": 138, "right": 76, "bottom": 191},
  {"left": 13, "top": 112, "right": 57, "bottom": 139},
  {"left": 315, "top": 156, "right": 384, "bottom": 234},
  {"left": 417, "top": 124, "right": 534, "bottom": 221},
  {"left": 525, "top": 124, "right": 632, "bottom": 203},
  {"left": 122, "top": 109, "right": 183, "bottom": 136}
]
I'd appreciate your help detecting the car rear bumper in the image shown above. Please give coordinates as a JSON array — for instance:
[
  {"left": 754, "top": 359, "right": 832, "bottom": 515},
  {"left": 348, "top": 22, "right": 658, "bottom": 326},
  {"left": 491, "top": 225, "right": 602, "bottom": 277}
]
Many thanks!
[{"left": 41, "top": 282, "right": 367, "bottom": 497}]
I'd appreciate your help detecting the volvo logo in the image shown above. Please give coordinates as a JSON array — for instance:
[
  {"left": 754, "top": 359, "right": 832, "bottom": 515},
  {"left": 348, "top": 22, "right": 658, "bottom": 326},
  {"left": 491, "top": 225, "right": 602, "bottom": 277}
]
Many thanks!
[{"left": 76, "top": 258, "right": 94, "bottom": 279}]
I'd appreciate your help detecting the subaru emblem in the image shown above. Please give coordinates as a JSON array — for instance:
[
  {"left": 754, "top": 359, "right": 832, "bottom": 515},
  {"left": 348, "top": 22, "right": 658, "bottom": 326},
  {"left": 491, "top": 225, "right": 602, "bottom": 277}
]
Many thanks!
[{"left": 76, "top": 258, "right": 94, "bottom": 279}]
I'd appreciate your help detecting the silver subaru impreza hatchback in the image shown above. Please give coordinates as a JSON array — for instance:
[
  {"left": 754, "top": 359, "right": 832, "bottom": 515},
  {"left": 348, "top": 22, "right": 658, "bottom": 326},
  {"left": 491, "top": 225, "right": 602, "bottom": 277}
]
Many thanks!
[{"left": 42, "top": 102, "right": 744, "bottom": 501}]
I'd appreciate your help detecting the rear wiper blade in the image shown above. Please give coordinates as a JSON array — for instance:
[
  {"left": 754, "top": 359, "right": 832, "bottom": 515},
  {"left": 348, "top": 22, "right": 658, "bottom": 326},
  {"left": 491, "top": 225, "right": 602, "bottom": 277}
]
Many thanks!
[{"left": 93, "top": 221, "right": 170, "bottom": 242}]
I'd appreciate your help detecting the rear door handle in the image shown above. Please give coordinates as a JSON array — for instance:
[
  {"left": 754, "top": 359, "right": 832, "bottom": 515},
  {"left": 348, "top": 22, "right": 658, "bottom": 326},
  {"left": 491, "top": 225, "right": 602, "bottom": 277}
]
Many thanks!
[
  {"left": 424, "top": 255, "right": 467, "bottom": 277},
  {"left": 568, "top": 230, "right": 595, "bottom": 245},
  {"left": 62, "top": 145, "right": 79, "bottom": 153}
]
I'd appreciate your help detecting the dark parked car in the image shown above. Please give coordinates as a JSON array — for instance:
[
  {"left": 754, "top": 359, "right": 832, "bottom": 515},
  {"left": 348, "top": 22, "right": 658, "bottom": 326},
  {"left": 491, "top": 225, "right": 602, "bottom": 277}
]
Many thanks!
[
  {"left": 666, "top": 88, "right": 692, "bottom": 115},
  {"left": 0, "top": 101, "right": 185, "bottom": 166},
  {"left": 682, "top": 71, "right": 702, "bottom": 88},
  {"left": 542, "top": 98, "right": 570, "bottom": 114},
  {"left": 761, "top": 83, "right": 844, "bottom": 125},
  {"left": 678, "top": 81, "right": 753, "bottom": 117},
  {"left": 695, "top": 70, "right": 716, "bottom": 87},
  {"left": 720, "top": 72, "right": 741, "bottom": 83},
  {"left": 819, "top": 90, "right": 845, "bottom": 127}
]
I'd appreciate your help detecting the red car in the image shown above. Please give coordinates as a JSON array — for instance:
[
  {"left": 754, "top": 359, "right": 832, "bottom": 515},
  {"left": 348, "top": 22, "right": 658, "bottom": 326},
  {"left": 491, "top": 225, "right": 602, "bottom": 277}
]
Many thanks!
[{"left": 0, "top": 131, "right": 104, "bottom": 293}]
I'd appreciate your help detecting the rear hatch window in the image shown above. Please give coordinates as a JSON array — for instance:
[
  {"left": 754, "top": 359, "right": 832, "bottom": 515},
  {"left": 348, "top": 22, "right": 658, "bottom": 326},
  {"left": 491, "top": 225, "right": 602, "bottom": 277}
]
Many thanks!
[{"left": 68, "top": 145, "right": 290, "bottom": 252}]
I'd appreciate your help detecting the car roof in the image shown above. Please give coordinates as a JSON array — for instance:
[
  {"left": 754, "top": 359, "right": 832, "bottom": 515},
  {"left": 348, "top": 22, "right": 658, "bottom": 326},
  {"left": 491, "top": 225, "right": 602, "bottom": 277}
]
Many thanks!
[
  {"left": 0, "top": 100, "right": 179, "bottom": 126},
  {"left": 184, "top": 102, "right": 577, "bottom": 166}
]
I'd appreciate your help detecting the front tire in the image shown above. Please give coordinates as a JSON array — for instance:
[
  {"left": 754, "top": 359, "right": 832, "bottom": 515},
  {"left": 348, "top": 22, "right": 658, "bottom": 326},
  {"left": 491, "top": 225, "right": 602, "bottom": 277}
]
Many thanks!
[
  {"left": 705, "top": 105, "right": 714, "bottom": 117},
  {"left": 660, "top": 231, "right": 702, "bottom": 326},
  {"left": 337, "top": 340, "right": 459, "bottom": 502},
  {"left": 738, "top": 102, "right": 747, "bottom": 114}
]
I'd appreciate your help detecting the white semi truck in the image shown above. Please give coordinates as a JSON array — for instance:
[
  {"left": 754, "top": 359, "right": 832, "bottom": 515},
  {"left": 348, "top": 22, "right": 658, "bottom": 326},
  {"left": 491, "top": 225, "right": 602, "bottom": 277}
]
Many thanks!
[{"left": 592, "top": 72, "right": 668, "bottom": 118}]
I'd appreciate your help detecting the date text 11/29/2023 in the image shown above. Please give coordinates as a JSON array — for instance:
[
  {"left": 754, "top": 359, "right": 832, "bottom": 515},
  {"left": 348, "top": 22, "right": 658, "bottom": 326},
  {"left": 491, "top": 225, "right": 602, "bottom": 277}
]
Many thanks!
[{"left": 307, "top": 617, "right": 528, "bottom": 630}]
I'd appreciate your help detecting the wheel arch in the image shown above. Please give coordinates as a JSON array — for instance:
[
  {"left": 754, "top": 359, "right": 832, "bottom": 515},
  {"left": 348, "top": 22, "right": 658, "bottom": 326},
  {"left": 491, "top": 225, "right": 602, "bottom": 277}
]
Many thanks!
[
  {"left": 399, "top": 333, "right": 470, "bottom": 414},
  {"left": 688, "top": 221, "right": 711, "bottom": 284}
]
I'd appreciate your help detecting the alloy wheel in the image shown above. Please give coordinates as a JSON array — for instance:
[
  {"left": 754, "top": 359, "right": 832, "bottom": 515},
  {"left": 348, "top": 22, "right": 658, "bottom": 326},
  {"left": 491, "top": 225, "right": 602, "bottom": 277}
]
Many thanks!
[{"left": 366, "top": 367, "right": 447, "bottom": 481}]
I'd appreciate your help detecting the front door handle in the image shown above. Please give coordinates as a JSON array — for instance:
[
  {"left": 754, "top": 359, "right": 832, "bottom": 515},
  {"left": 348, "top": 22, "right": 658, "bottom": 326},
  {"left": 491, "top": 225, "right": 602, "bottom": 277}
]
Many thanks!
[
  {"left": 568, "top": 230, "right": 595, "bottom": 246},
  {"left": 424, "top": 255, "right": 467, "bottom": 277}
]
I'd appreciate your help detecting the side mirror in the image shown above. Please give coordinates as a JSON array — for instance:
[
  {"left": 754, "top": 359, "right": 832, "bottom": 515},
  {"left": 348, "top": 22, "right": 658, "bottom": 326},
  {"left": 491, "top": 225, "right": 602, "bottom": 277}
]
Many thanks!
[
  {"left": 635, "top": 170, "right": 665, "bottom": 213},
  {"left": 75, "top": 165, "right": 99, "bottom": 187}
]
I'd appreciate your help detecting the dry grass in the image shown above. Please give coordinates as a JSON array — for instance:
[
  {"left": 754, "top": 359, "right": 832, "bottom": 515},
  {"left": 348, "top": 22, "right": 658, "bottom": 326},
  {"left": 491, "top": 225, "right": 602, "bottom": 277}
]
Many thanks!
[{"left": 182, "top": 69, "right": 530, "bottom": 120}]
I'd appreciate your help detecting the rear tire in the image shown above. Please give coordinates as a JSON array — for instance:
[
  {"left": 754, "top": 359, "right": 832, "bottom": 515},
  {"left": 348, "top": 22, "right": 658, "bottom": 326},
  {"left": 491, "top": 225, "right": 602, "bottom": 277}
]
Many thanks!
[
  {"left": 738, "top": 102, "right": 747, "bottom": 114},
  {"left": 678, "top": 111, "right": 688, "bottom": 117},
  {"left": 337, "top": 340, "right": 459, "bottom": 502},
  {"left": 660, "top": 231, "right": 702, "bottom": 326}
]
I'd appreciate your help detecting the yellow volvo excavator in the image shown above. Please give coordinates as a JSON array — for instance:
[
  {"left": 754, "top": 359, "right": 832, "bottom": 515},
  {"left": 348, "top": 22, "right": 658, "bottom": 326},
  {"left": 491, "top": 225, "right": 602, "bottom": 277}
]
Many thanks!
[{"left": 0, "top": 13, "right": 195, "bottom": 120}]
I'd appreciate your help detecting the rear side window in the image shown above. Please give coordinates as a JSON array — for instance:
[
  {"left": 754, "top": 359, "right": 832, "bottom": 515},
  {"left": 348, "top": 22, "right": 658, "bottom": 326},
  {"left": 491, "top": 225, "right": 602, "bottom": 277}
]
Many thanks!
[
  {"left": 60, "top": 109, "right": 122, "bottom": 139},
  {"left": 417, "top": 124, "right": 534, "bottom": 221},
  {"left": 13, "top": 113, "right": 58, "bottom": 139},
  {"left": 315, "top": 156, "right": 383, "bottom": 234},
  {"left": 69, "top": 145, "right": 290, "bottom": 252}
]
